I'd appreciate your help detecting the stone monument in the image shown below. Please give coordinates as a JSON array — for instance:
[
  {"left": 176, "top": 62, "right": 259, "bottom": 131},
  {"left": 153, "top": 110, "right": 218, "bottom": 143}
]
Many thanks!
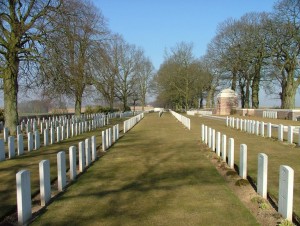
[{"left": 215, "top": 88, "right": 238, "bottom": 115}]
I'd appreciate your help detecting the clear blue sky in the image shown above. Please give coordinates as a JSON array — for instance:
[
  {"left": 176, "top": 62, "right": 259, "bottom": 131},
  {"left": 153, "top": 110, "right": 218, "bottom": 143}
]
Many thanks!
[
  {"left": 92, "top": 0, "right": 293, "bottom": 107},
  {"left": 92, "top": 0, "right": 276, "bottom": 70}
]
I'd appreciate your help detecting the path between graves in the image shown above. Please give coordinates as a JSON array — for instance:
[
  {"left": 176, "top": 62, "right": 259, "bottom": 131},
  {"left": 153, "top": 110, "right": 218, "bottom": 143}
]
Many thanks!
[{"left": 31, "top": 113, "right": 258, "bottom": 226}]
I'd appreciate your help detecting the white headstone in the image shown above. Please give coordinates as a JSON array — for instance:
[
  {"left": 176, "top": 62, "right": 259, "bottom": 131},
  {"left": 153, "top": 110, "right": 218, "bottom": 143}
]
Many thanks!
[
  {"left": 228, "top": 138, "right": 234, "bottom": 169},
  {"left": 102, "top": 131, "right": 106, "bottom": 151},
  {"left": 109, "top": 128, "right": 112, "bottom": 147},
  {"left": 28, "top": 132, "right": 33, "bottom": 152},
  {"left": 57, "top": 151, "right": 66, "bottom": 191},
  {"left": 61, "top": 126, "right": 65, "bottom": 141},
  {"left": 117, "top": 124, "right": 120, "bottom": 140},
  {"left": 16, "top": 170, "right": 32, "bottom": 225},
  {"left": 204, "top": 126, "right": 208, "bottom": 145},
  {"left": 221, "top": 134, "right": 227, "bottom": 162},
  {"left": 278, "top": 165, "right": 294, "bottom": 221},
  {"left": 4, "top": 127, "right": 9, "bottom": 143},
  {"left": 8, "top": 136, "right": 15, "bottom": 159},
  {"left": 255, "top": 121, "right": 259, "bottom": 135},
  {"left": 278, "top": 124, "right": 284, "bottom": 142},
  {"left": 78, "top": 141, "right": 85, "bottom": 172},
  {"left": 39, "top": 160, "right": 51, "bottom": 206},
  {"left": 50, "top": 127, "right": 55, "bottom": 145},
  {"left": 91, "top": 136, "right": 96, "bottom": 161},
  {"left": 34, "top": 131, "right": 40, "bottom": 150},
  {"left": 212, "top": 129, "right": 216, "bottom": 152},
  {"left": 267, "top": 123, "right": 272, "bottom": 138},
  {"left": 257, "top": 153, "right": 268, "bottom": 199},
  {"left": 17, "top": 134, "right": 24, "bottom": 156},
  {"left": 56, "top": 126, "right": 61, "bottom": 143},
  {"left": 288, "top": 126, "right": 294, "bottom": 144},
  {"left": 240, "top": 119, "right": 243, "bottom": 131},
  {"left": 260, "top": 122, "right": 265, "bottom": 137},
  {"left": 85, "top": 138, "right": 91, "bottom": 166},
  {"left": 240, "top": 144, "right": 247, "bottom": 179},
  {"left": 106, "top": 129, "right": 109, "bottom": 149},
  {"left": 216, "top": 132, "right": 221, "bottom": 156},
  {"left": 208, "top": 128, "right": 212, "bottom": 148},
  {"left": 44, "top": 129, "right": 49, "bottom": 146},
  {"left": 69, "top": 146, "right": 77, "bottom": 180},
  {"left": 201, "top": 124, "right": 205, "bottom": 142}
]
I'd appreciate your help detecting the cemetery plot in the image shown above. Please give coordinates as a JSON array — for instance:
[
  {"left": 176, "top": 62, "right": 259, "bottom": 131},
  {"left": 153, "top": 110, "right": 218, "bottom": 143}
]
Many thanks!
[
  {"left": 192, "top": 115, "right": 300, "bottom": 220},
  {"left": 31, "top": 113, "right": 258, "bottom": 225},
  {"left": 0, "top": 117, "right": 125, "bottom": 222}
]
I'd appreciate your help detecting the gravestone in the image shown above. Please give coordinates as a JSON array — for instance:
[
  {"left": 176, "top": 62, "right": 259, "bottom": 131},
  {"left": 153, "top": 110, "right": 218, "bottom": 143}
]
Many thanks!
[
  {"left": 39, "top": 160, "right": 51, "bottom": 206},
  {"left": 257, "top": 153, "right": 268, "bottom": 199},
  {"left": 221, "top": 134, "right": 227, "bottom": 162},
  {"left": 8, "top": 136, "right": 15, "bottom": 159},
  {"left": 240, "top": 144, "right": 247, "bottom": 179},
  {"left": 57, "top": 151, "right": 66, "bottom": 191},
  {"left": 69, "top": 146, "right": 77, "bottom": 180},
  {"left": 278, "top": 165, "right": 294, "bottom": 221},
  {"left": 228, "top": 138, "right": 234, "bottom": 169},
  {"left": 91, "top": 136, "right": 96, "bottom": 161},
  {"left": 16, "top": 170, "right": 32, "bottom": 225},
  {"left": 78, "top": 141, "right": 85, "bottom": 172}
]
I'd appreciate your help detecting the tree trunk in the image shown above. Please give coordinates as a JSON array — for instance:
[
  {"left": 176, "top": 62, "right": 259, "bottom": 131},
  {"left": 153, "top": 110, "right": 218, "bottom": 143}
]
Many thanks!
[
  {"left": 75, "top": 95, "right": 82, "bottom": 117},
  {"left": 245, "top": 81, "right": 250, "bottom": 109},
  {"left": 141, "top": 98, "right": 145, "bottom": 111},
  {"left": 231, "top": 70, "right": 237, "bottom": 91},
  {"left": 211, "top": 89, "right": 215, "bottom": 108},
  {"left": 3, "top": 52, "right": 19, "bottom": 135},
  {"left": 123, "top": 95, "right": 127, "bottom": 112},
  {"left": 240, "top": 85, "right": 245, "bottom": 108},
  {"left": 109, "top": 81, "right": 115, "bottom": 111},
  {"left": 281, "top": 79, "right": 297, "bottom": 109},
  {"left": 251, "top": 65, "right": 261, "bottom": 109}
]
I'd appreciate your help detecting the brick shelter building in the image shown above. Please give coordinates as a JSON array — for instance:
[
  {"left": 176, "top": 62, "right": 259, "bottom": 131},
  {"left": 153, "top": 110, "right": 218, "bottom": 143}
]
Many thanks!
[{"left": 215, "top": 89, "right": 238, "bottom": 115}]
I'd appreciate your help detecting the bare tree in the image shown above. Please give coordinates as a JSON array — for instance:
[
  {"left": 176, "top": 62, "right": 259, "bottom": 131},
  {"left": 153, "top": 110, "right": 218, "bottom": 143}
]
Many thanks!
[
  {"left": 40, "top": 0, "right": 108, "bottom": 116},
  {"left": 0, "top": 0, "right": 61, "bottom": 133},
  {"left": 136, "top": 56, "right": 154, "bottom": 111},
  {"left": 154, "top": 42, "right": 211, "bottom": 110},
  {"left": 92, "top": 34, "right": 120, "bottom": 110},
  {"left": 113, "top": 38, "right": 141, "bottom": 111},
  {"left": 265, "top": 0, "right": 300, "bottom": 108}
]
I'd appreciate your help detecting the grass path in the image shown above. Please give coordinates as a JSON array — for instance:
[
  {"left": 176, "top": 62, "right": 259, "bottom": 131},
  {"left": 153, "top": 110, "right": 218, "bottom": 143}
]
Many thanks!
[{"left": 32, "top": 113, "right": 258, "bottom": 226}]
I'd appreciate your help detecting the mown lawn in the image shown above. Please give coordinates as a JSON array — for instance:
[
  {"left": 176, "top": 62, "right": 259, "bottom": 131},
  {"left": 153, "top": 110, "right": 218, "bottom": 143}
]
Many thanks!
[
  {"left": 191, "top": 115, "right": 300, "bottom": 218},
  {"left": 32, "top": 113, "right": 258, "bottom": 226}
]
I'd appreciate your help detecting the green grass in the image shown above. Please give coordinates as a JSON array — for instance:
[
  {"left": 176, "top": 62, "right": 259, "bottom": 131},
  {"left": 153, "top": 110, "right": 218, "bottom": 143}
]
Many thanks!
[
  {"left": 31, "top": 113, "right": 258, "bottom": 226},
  {"left": 0, "top": 118, "right": 124, "bottom": 219},
  {"left": 191, "top": 115, "right": 300, "bottom": 218}
]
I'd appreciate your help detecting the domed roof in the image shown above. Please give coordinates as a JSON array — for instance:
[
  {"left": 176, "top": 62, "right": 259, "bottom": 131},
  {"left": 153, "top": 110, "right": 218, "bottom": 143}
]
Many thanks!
[{"left": 217, "top": 88, "right": 237, "bottom": 98}]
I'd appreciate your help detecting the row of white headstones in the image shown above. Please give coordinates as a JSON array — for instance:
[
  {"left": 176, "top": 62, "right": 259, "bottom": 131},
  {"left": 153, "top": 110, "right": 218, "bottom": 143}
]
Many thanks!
[
  {"left": 263, "top": 111, "right": 278, "bottom": 119},
  {"left": 169, "top": 110, "right": 191, "bottom": 130},
  {"left": 201, "top": 123, "right": 294, "bottom": 222},
  {"left": 16, "top": 113, "right": 144, "bottom": 225},
  {"left": 226, "top": 116, "right": 299, "bottom": 145},
  {"left": 0, "top": 115, "right": 112, "bottom": 162}
]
